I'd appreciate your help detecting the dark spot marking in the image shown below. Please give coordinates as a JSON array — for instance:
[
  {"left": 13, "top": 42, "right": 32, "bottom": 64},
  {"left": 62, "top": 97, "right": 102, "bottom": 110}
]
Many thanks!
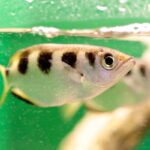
[
  {"left": 5, "top": 68, "right": 9, "bottom": 76},
  {"left": 126, "top": 70, "right": 132, "bottom": 76},
  {"left": 85, "top": 52, "right": 95, "bottom": 67},
  {"left": 62, "top": 52, "right": 77, "bottom": 68},
  {"left": 18, "top": 51, "right": 29, "bottom": 74},
  {"left": 139, "top": 65, "right": 146, "bottom": 77},
  {"left": 38, "top": 52, "right": 52, "bottom": 74},
  {"left": 80, "top": 73, "right": 84, "bottom": 76},
  {"left": 11, "top": 91, "right": 35, "bottom": 106}
]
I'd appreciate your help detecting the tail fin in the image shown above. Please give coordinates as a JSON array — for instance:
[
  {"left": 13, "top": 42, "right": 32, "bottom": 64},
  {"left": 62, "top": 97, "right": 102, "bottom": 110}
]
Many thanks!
[{"left": 0, "top": 65, "right": 9, "bottom": 106}]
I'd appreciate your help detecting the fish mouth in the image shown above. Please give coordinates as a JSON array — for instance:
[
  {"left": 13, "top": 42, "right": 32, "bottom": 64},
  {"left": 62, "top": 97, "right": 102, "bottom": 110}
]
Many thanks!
[
  {"left": 116, "top": 57, "right": 135, "bottom": 71},
  {"left": 97, "top": 57, "right": 135, "bottom": 94}
]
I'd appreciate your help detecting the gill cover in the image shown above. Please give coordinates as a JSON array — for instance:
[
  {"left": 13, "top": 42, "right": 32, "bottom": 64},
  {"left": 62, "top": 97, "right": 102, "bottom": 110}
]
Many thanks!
[{"left": 0, "top": 65, "right": 9, "bottom": 106}]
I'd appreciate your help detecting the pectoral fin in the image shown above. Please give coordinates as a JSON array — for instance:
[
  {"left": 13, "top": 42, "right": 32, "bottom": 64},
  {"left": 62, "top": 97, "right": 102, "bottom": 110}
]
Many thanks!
[
  {"left": 11, "top": 88, "right": 36, "bottom": 106},
  {"left": 60, "top": 102, "right": 82, "bottom": 121}
]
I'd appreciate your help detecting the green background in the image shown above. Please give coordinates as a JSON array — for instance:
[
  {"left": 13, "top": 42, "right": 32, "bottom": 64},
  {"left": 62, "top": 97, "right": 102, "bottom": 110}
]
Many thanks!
[{"left": 0, "top": 0, "right": 150, "bottom": 150}]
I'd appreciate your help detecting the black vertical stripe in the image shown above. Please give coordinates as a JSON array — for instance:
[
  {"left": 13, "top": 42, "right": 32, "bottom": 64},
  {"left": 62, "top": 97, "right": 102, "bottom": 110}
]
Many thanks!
[
  {"left": 139, "top": 65, "right": 146, "bottom": 77},
  {"left": 5, "top": 68, "right": 9, "bottom": 76},
  {"left": 85, "top": 52, "right": 95, "bottom": 67},
  {"left": 126, "top": 70, "right": 132, "bottom": 76},
  {"left": 18, "top": 51, "right": 29, "bottom": 74},
  {"left": 62, "top": 52, "right": 77, "bottom": 68},
  {"left": 38, "top": 51, "right": 52, "bottom": 74}
]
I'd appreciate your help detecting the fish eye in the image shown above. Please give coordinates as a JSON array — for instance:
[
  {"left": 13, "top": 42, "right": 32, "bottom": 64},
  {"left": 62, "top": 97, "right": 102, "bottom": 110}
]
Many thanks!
[{"left": 101, "top": 53, "right": 117, "bottom": 70}]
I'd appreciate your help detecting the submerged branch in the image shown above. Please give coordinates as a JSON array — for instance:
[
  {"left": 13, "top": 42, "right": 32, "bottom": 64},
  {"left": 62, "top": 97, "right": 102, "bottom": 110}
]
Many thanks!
[
  {"left": 0, "top": 28, "right": 31, "bottom": 33},
  {"left": 1, "top": 23, "right": 150, "bottom": 38}
]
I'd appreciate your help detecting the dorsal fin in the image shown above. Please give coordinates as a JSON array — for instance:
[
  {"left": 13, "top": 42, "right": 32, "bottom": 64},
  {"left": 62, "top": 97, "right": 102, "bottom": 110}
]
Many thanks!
[{"left": 9, "top": 49, "right": 24, "bottom": 65}]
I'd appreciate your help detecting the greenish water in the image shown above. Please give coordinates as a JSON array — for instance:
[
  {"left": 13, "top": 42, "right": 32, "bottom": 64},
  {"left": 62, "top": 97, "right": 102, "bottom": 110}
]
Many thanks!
[{"left": 0, "top": 0, "right": 150, "bottom": 150}]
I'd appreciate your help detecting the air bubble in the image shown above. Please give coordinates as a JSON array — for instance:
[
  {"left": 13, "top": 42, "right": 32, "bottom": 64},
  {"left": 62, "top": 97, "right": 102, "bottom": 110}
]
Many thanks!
[
  {"left": 25, "top": 0, "right": 33, "bottom": 3},
  {"left": 96, "top": 5, "right": 107, "bottom": 11}
]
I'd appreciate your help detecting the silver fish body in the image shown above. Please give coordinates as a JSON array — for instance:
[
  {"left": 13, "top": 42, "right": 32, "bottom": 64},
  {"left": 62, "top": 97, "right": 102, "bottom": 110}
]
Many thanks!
[{"left": 0, "top": 44, "right": 135, "bottom": 107}]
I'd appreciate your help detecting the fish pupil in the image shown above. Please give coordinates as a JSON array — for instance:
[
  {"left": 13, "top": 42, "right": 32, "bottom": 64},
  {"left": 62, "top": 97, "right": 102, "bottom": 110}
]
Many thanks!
[{"left": 104, "top": 54, "right": 114, "bottom": 66}]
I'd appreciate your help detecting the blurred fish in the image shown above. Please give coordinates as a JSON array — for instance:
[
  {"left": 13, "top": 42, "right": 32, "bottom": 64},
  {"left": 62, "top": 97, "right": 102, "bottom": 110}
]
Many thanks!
[
  {"left": 0, "top": 44, "right": 134, "bottom": 107},
  {"left": 59, "top": 101, "right": 150, "bottom": 150},
  {"left": 124, "top": 50, "right": 150, "bottom": 96}
]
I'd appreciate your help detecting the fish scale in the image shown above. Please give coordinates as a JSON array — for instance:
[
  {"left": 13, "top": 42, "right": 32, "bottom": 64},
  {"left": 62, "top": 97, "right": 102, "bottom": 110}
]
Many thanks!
[{"left": 0, "top": 44, "right": 135, "bottom": 107}]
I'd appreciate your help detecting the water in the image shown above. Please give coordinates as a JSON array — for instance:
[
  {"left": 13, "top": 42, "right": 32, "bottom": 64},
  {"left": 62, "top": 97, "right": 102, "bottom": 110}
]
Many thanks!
[{"left": 0, "top": 0, "right": 150, "bottom": 150}]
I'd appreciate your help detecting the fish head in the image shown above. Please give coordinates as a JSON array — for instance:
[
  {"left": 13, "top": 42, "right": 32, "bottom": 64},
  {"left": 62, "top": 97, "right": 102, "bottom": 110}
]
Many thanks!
[{"left": 96, "top": 47, "right": 135, "bottom": 88}]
